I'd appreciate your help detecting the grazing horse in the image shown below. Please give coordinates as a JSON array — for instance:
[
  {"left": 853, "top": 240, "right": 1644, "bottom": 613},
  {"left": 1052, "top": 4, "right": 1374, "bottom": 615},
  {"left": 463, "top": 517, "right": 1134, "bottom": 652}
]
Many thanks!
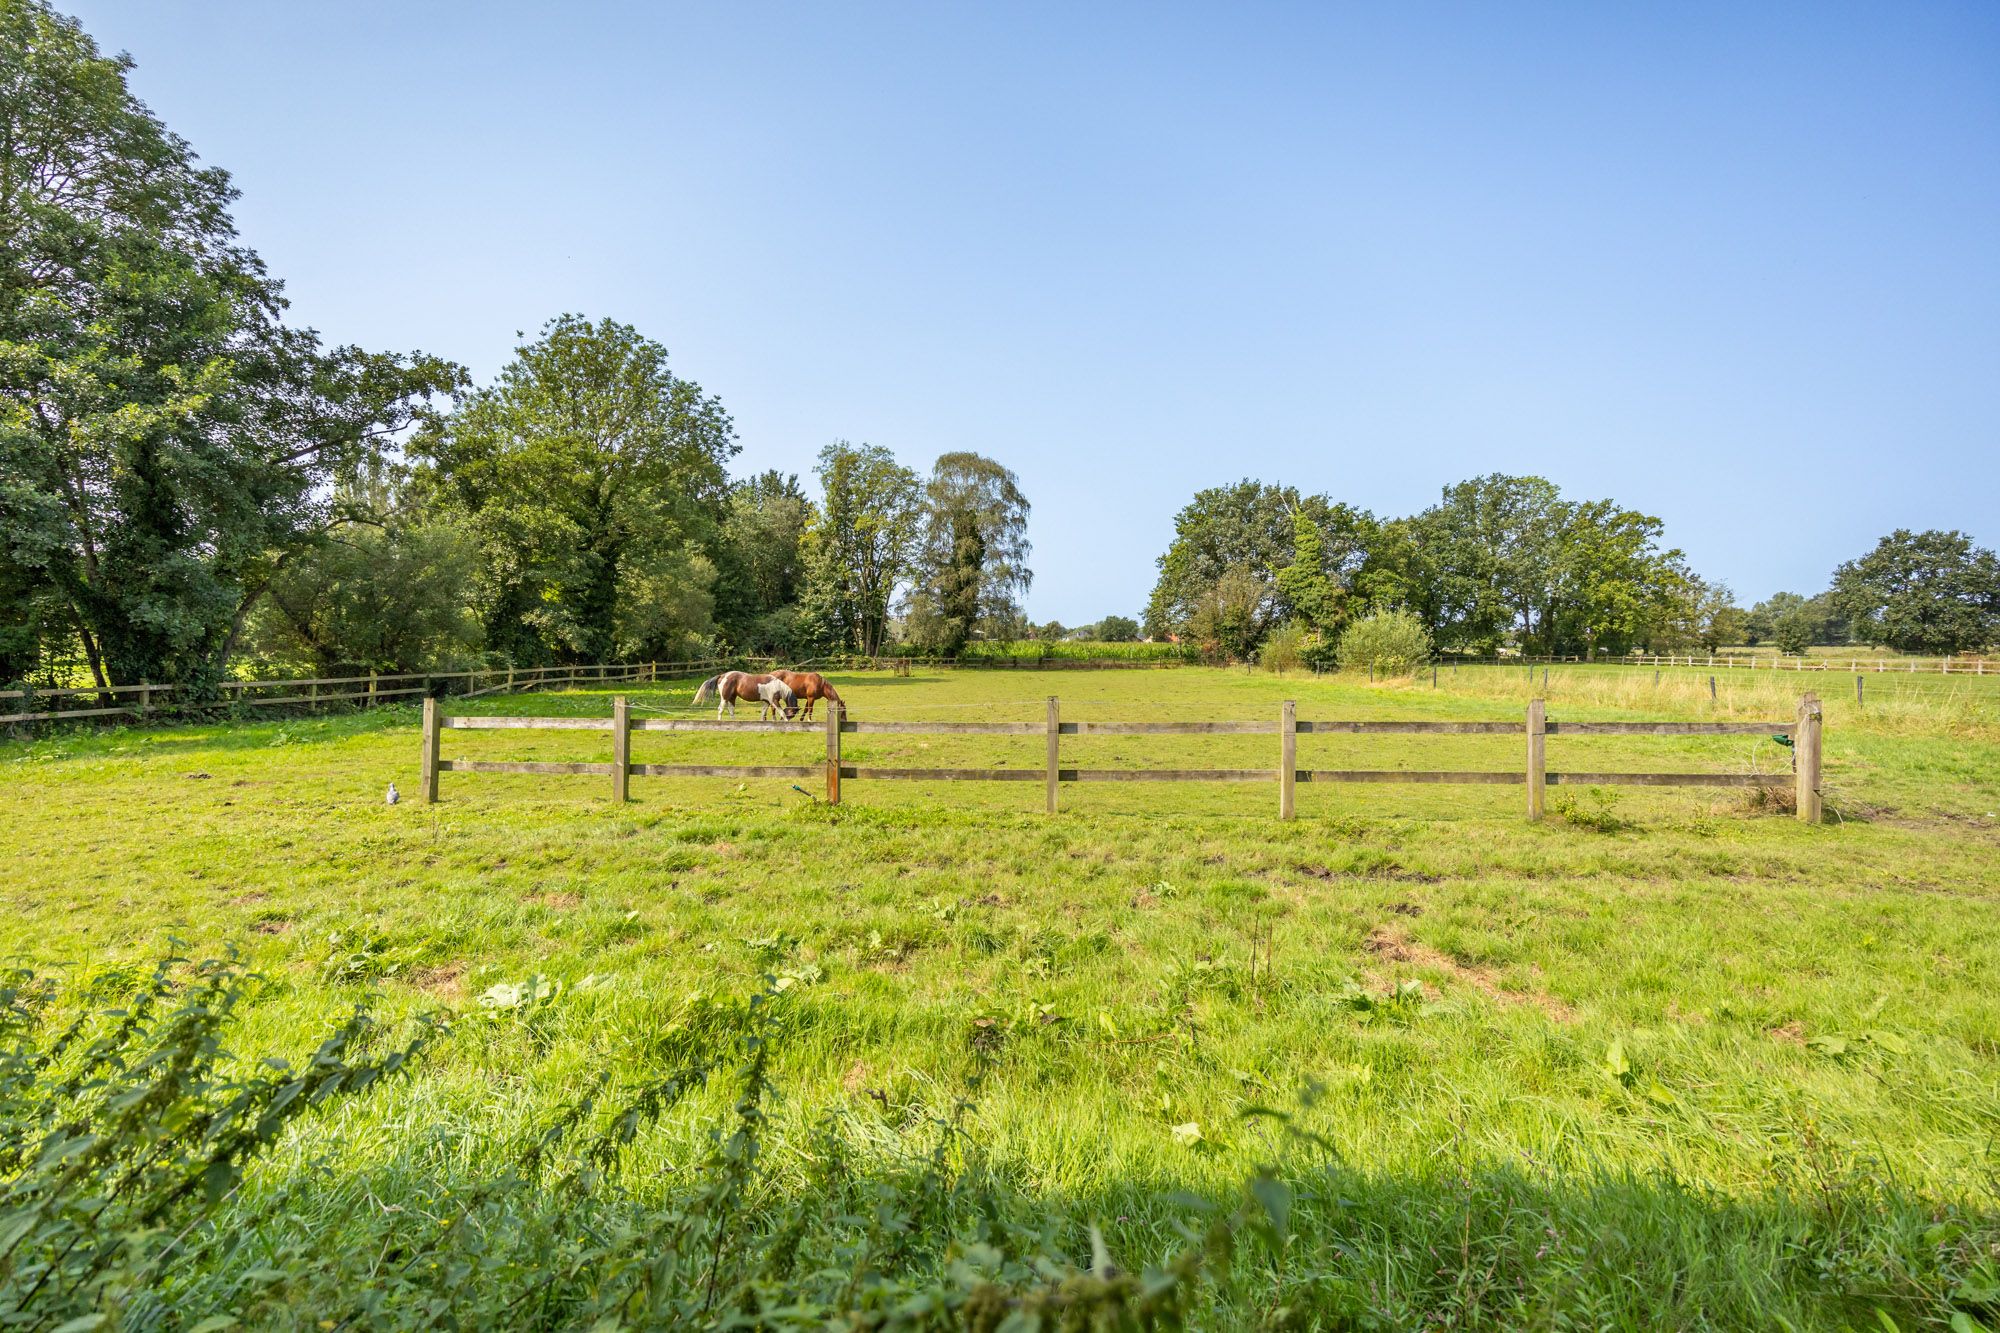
[
  {"left": 771, "top": 671, "right": 844, "bottom": 722},
  {"left": 692, "top": 671, "right": 799, "bottom": 721}
]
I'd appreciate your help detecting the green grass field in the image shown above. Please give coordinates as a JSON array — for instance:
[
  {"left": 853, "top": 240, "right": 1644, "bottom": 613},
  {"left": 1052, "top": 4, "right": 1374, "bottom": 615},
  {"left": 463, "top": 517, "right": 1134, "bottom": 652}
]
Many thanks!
[{"left": 5, "top": 665, "right": 1998, "bottom": 1328}]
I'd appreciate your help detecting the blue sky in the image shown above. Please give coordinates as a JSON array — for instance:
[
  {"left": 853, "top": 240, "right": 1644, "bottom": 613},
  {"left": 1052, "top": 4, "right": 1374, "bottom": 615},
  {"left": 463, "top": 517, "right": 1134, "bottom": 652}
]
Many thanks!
[{"left": 69, "top": 1, "right": 2000, "bottom": 624}]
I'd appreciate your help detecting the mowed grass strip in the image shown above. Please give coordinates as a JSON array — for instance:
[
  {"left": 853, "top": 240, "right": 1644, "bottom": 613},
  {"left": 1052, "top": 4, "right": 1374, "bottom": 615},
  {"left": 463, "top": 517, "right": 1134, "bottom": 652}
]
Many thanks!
[{"left": 4, "top": 665, "right": 1998, "bottom": 1322}]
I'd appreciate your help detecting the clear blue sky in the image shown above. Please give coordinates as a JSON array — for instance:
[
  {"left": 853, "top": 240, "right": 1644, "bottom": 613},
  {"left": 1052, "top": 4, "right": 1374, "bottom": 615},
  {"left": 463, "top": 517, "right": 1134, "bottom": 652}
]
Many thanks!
[{"left": 69, "top": 1, "right": 2000, "bottom": 624}]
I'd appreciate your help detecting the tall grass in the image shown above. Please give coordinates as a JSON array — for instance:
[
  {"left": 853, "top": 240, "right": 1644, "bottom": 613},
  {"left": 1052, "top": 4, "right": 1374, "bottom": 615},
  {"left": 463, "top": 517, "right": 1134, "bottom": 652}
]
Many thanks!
[{"left": 1415, "top": 662, "right": 2000, "bottom": 739}]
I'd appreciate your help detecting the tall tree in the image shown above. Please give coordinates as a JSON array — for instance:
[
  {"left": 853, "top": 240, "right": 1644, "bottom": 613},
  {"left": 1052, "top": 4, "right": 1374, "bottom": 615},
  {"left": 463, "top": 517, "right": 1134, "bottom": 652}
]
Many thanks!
[
  {"left": 906, "top": 452, "right": 1033, "bottom": 656},
  {"left": 799, "top": 441, "right": 921, "bottom": 656},
  {"left": 0, "top": 0, "right": 459, "bottom": 693},
  {"left": 1144, "top": 481, "right": 1370, "bottom": 645},
  {"left": 413, "top": 315, "right": 736, "bottom": 663},
  {"left": 1273, "top": 505, "right": 1342, "bottom": 635},
  {"left": 1830, "top": 529, "right": 2000, "bottom": 655},
  {"left": 244, "top": 464, "right": 481, "bottom": 674},
  {"left": 712, "top": 470, "right": 816, "bottom": 652}
]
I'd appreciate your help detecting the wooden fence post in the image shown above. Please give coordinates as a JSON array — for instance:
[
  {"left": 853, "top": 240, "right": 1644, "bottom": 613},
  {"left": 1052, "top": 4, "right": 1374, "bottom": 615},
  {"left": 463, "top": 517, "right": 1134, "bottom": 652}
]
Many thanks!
[
  {"left": 612, "top": 696, "right": 630, "bottom": 803},
  {"left": 825, "top": 703, "right": 842, "bottom": 805},
  {"left": 139, "top": 680, "right": 152, "bottom": 719},
  {"left": 1795, "top": 692, "right": 1822, "bottom": 824},
  {"left": 421, "top": 696, "right": 441, "bottom": 803},
  {"left": 369, "top": 671, "right": 378, "bottom": 705},
  {"left": 1279, "top": 700, "right": 1296, "bottom": 821},
  {"left": 1046, "top": 696, "right": 1060, "bottom": 815},
  {"left": 1526, "top": 698, "right": 1546, "bottom": 820}
]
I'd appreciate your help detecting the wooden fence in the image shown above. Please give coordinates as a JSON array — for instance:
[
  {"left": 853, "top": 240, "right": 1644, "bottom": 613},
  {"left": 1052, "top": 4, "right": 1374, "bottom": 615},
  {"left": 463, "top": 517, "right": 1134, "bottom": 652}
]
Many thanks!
[
  {"left": 421, "top": 693, "right": 1823, "bottom": 823},
  {"left": 0, "top": 658, "right": 762, "bottom": 727}
]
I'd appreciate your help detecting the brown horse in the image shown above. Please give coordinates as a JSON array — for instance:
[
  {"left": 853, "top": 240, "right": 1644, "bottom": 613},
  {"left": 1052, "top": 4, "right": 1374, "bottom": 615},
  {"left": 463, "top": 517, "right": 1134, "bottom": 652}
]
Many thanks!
[
  {"left": 771, "top": 671, "right": 843, "bottom": 722},
  {"left": 692, "top": 671, "right": 799, "bottom": 720}
]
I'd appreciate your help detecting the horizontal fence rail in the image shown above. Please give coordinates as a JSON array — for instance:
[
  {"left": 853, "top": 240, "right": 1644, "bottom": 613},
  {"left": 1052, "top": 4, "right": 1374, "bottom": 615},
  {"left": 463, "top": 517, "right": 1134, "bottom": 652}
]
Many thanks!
[{"left": 420, "top": 693, "right": 1824, "bottom": 823}]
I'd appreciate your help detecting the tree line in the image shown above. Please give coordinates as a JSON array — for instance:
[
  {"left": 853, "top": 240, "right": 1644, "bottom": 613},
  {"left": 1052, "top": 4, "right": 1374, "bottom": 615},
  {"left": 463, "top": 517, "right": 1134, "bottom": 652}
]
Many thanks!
[
  {"left": 6, "top": 0, "right": 1995, "bottom": 699},
  {"left": 0, "top": 1, "right": 1038, "bottom": 693},
  {"left": 1142, "top": 478, "right": 2000, "bottom": 662}
]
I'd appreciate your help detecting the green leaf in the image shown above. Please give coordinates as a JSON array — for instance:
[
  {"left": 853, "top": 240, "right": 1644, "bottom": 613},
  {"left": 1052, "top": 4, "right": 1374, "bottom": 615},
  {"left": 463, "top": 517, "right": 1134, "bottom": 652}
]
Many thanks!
[
  {"left": 1250, "top": 1175, "right": 1293, "bottom": 1236},
  {"left": 203, "top": 1160, "right": 236, "bottom": 1203},
  {"left": 1170, "top": 1121, "right": 1203, "bottom": 1146},
  {"left": 1603, "top": 1038, "right": 1632, "bottom": 1086},
  {"left": 1865, "top": 1029, "right": 1910, "bottom": 1055}
]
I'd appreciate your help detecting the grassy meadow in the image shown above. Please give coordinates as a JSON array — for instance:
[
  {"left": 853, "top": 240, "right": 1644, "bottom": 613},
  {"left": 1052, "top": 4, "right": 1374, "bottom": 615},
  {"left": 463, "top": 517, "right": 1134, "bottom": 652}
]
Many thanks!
[{"left": 4, "top": 664, "right": 1999, "bottom": 1328}]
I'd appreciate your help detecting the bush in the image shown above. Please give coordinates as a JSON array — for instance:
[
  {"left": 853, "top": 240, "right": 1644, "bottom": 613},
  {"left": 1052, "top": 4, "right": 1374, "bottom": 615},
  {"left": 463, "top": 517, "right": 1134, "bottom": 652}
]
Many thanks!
[
  {"left": 1337, "top": 610, "right": 1432, "bottom": 675},
  {"left": 1259, "top": 622, "right": 1307, "bottom": 673}
]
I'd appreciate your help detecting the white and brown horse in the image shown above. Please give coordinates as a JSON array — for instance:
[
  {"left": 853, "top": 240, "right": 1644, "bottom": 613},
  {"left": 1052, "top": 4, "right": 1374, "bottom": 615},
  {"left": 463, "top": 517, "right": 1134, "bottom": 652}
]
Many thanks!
[
  {"left": 693, "top": 671, "right": 799, "bottom": 721},
  {"left": 770, "top": 671, "right": 844, "bottom": 722}
]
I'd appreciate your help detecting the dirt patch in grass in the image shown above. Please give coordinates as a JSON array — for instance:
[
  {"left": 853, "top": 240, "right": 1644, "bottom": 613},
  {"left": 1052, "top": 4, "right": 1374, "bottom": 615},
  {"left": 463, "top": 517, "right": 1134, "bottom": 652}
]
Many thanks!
[
  {"left": 250, "top": 918, "right": 290, "bottom": 935},
  {"left": 1769, "top": 1020, "right": 1806, "bottom": 1045},
  {"left": 229, "top": 891, "right": 268, "bottom": 906},
  {"left": 528, "top": 891, "right": 582, "bottom": 910},
  {"left": 1363, "top": 925, "right": 1574, "bottom": 1022},
  {"left": 409, "top": 962, "right": 467, "bottom": 1001}
]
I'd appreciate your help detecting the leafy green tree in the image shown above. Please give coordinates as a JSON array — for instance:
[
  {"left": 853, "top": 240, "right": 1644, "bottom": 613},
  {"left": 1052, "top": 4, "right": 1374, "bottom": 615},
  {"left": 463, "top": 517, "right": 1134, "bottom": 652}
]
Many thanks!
[
  {"left": 245, "top": 470, "right": 482, "bottom": 673},
  {"left": 0, "top": 0, "right": 460, "bottom": 693},
  {"left": 1829, "top": 530, "right": 2000, "bottom": 655},
  {"left": 1274, "top": 505, "right": 1343, "bottom": 634},
  {"left": 1546, "top": 499, "right": 1688, "bottom": 658},
  {"left": 413, "top": 315, "right": 735, "bottom": 663},
  {"left": 1697, "top": 581, "right": 1749, "bottom": 652},
  {"left": 1095, "top": 614, "right": 1140, "bottom": 642},
  {"left": 1145, "top": 481, "right": 1370, "bottom": 646},
  {"left": 1745, "top": 591, "right": 1807, "bottom": 647},
  {"left": 713, "top": 470, "right": 815, "bottom": 651},
  {"left": 1772, "top": 605, "right": 1817, "bottom": 656},
  {"left": 799, "top": 441, "right": 921, "bottom": 656},
  {"left": 905, "top": 452, "right": 1032, "bottom": 656},
  {"left": 1185, "top": 564, "right": 1266, "bottom": 660}
]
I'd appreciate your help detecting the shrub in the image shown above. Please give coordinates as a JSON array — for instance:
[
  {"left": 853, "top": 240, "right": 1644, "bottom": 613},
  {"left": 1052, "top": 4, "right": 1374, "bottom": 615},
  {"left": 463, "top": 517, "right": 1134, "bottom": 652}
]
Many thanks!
[
  {"left": 1336, "top": 610, "right": 1432, "bottom": 675},
  {"left": 1259, "top": 622, "right": 1307, "bottom": 673},
  {"left": 1300, "top": 628, "right": 1338, "bottom": 672}
]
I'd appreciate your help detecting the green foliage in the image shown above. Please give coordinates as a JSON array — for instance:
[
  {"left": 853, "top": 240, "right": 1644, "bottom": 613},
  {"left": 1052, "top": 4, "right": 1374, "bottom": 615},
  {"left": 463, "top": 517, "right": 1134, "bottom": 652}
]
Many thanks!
[
  {"left": 801, "top": 441, "right": 922, "bottom": 657},
  {"left": 1273, "top": 505, "right": 1343, "bottom": 635},
  {"left": 1549, "top": 786, "right": 1632, "bottom": 833},
  {"left": 0, "top": 952, "right": 427, "bottom": 1325},
  {"left": 0, "top": 0, "right": 461, "bottom": 693},
  {"left": 1347, "top": 475, "right": 1691, "bottom": 658},
  {"left": 905, "top": 453, "right": 1033, "bottom": 657},
  {"left": 1145, "top": 481, "right": 1371, "bottom": 647},
  {"left": 245, "top": 467, "right": 481, "bottom": 673},
  {"left": 712, "top": 470, "right": 815, "bottom": 651},
  {"left": 1186, "top": 565, "right": 1267, "bottom": 662},
  {"left": 952, "top": 639, "right": 1193, "bottom": 663},
  {"left": 413, "top": 315, "right": 735, "bottom": 664},
  {"left": 1094, "top": 615, "right": 1141, "bottom": 642},
  {"left": 0, "top": 956, "right": 1273, "bottom": 1328},
  {"left": 1831, "top": 529, "right": 2000, "bottom": 655},
  {"left": 1257, "top": 621, "right": 1308, "bottom": 673},
  {"left": 1336, "top": 609, "right": 1432, "bottom": 674}
]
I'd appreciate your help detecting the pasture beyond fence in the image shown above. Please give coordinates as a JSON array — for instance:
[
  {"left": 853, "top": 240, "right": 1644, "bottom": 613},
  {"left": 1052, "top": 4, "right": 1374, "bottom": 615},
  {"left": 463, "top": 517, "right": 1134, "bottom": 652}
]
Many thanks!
[{"left": 420, "top": 694, "right": 1823, "bottom": 823}]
